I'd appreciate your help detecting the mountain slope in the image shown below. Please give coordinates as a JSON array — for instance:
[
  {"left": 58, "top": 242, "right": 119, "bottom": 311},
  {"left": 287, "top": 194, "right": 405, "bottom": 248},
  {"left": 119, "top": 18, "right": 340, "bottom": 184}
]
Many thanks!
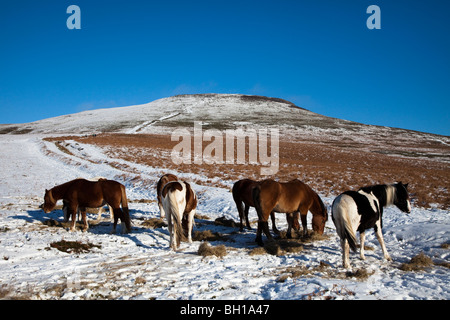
[
  {"left": 0, "top": 94, "right": 340, "bottom": 134},
  {"left": 2, "top": 94, "right": 448, "bottom": 163}
]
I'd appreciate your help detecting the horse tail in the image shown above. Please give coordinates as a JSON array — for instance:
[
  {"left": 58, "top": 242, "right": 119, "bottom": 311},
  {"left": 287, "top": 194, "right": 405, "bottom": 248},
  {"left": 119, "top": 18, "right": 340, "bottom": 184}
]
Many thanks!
[
  {"left": 332, "top": 196, "right": 357, "bottom": 252},
  {"left": 252, "top": 184, "right": 263, "bottom": 220},
  {"left": 120, "top": 184, "right": 132, "bottom": 233},
  {"left": 164, "top": 182, "right": 185, "bottom": 250}
]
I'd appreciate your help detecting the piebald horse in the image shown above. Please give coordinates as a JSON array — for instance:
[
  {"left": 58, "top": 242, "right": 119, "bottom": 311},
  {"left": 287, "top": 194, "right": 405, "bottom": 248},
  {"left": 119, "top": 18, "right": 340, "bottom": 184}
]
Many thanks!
[
  {"left": 156, "top": 173, "right": 178, "bottom": 219},
  {"left": 252, "top": 179, "right": 328, "bottom": 246},
  {"left": 43, "top": 178, "right": 131, "bottom": 234},
  {"left": 332, "top": 182, "right": 411, "bottom": 268},
  {"left": 161, "top": 180, "right": 197, "bottom": 250}
]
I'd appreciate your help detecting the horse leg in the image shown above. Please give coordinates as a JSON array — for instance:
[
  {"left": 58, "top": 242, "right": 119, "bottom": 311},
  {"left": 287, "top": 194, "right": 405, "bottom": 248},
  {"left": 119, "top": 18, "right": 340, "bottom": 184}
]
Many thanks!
[
  {"left": 186, "top": 209, "right": 195, "bottom": 243},
  {"left": 110, "top": 207, "right": 121, "bottom": 234},
  {"left": 96, "top": 206, "right": 103, "bottom": 222},
  {"left": 341, "top": 238, "right": 351, "bottom": 268},
  {"left": 286, "top": 213, "right": 294, "bottom": 238},
  {"left": 79, "top": 208, "right": 88, "bottom": 231},
  {"left": 69, "top": 205, "right": 77, "bottom": 232},
  {"left": 256, "top": 215, "right": 272, "bottom": 246},
  {"left": 300, "top": 207, "right": 308, "bottom": 236},
  {"left": 244, "top": 204, "right": 252, "bottom": 230},
  {"left": 270, "top": 211, "right": 279, "bottom": 234},
  {"left": 158, "top": 201, "right": 166, "bottom": 220},
  {"left": 292, "top": 212, "right": 300, "bottom": 231},
  {"left": 167, "top": 209, "right": 174, "bottom": 247},
  {"left": 263, "top": 220, "right": 272, "bottom": 240},
  {"left": 360, "top": 231, "right": 366, "bottom": 260},
  {"left": 256, "top": 221, "right": 271, "bottom": 246},
  {"left": 236, "top": 200, "right": 245, "bottom": 231},
  {"left": 375, "top": 222, "right": 391, "bottom": 261}
]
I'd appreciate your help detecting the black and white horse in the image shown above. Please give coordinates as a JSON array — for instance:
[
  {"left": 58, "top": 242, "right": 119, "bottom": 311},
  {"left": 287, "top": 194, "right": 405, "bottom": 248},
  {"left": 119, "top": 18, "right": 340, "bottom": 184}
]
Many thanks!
[{"left": 332, "top": 182, "right": 411, "bottom": 268}]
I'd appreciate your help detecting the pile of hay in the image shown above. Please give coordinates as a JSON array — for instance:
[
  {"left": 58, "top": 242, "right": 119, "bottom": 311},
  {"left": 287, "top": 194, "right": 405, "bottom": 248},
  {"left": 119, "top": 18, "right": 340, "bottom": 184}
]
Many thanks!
[
  {"left": 399, "top": 252, "right": 434, "bottom": 271},
  {"left": 250, "top": 239, "right": 304, "bottom": 256},
  {"left": 198, "top": 242, "right": 227, "bottom": 258},
  {"left": 142, "top": 218, "right": 167, "bottom": 229},
  {"left": 49, "top": 240, "right": 101, "bottom": 254}
]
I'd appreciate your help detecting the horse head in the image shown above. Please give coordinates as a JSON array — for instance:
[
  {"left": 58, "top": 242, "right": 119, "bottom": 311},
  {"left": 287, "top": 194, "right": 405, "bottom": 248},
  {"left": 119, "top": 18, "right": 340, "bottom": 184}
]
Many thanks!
[
  {"left": 394, "top": 182, "right": 411, "bottom": 214},
  {"left": 43, "top": 189, "right": 56, "bottom": 213},
  {"left": 312, "top": 195, "right": 328, "bottom": 235}
]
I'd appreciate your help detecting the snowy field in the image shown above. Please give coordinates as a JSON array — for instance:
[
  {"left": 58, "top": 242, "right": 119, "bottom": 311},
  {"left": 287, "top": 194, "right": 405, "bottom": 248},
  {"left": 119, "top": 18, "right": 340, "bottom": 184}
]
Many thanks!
[{"left": 0, "top": 134, "right": 449, "bottom": 300}]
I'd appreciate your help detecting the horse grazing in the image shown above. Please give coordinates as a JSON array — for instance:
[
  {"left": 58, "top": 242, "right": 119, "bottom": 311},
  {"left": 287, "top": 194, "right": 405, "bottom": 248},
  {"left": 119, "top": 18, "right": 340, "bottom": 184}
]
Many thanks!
[
  {"left": 232, "top": 179, "right": 280, "bottom": 233},
  {"left": 332, "top": 182, "right": 411, "bottom": 268},
  {"left": 252, "top": 179, "right": 328, "bottom": 246},
  {"left": 43, "top": 178, "right": 131, "bottom": 234},
  {"left": 161, "top": 180, "right": 197, "bottom": 250},
  {"left": 157, "top": 173, "right": 178, "bottom": 219},
  {"left": 62, "top": 177, "right": 113, "bottom": 223}
]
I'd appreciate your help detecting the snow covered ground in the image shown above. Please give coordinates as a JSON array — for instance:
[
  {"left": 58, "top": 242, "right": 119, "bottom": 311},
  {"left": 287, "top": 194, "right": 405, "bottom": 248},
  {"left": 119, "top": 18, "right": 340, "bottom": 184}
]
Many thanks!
[{"left": 0, "top": 134, "right": 448, "bottom": 300}]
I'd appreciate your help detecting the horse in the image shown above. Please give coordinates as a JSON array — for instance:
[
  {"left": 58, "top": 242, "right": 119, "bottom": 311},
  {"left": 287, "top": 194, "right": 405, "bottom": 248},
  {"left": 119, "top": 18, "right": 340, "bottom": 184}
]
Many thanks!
[
  {"left": 252, "top": 179, "right": 328, "bottom": 246},
  {"left": 331, "top": 182, "right": 411, "bottom": 268},
  {"left": 62, "top": 177, "right": 113, "bottom": 223},
  {"left": 232, "top": 179, "right": 282, "bottom": 233},
  {"left": 156, "top": 173, "right": 178, "bottom": 219},
  {"left": 161, "top": 180, "right": 197, "bottom": 250},
  {"left": 43, "top": 178, "right": 131, "bottom": 234}
]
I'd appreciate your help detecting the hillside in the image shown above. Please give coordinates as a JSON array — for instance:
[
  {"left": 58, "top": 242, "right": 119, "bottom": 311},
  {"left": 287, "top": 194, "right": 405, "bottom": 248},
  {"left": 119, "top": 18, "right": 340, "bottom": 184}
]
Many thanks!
[{"left": 2, "top": 93, "right": 449, "bottom": 162}]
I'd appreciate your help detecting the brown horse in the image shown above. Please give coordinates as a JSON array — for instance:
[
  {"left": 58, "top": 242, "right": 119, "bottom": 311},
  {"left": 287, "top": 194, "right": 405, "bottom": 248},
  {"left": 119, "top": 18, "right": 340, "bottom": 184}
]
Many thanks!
[
  {"left": 232, "top": 179, "right": 280, "bottom": 233},
  {"left": 43, "top": 178, "right": 131, "bottom": 234},
  {"left": 252, "top": 179, "right": 328, "bottom": 246},
  {"left": 157, "top": 173, "right": 178, "bottom": 219}
]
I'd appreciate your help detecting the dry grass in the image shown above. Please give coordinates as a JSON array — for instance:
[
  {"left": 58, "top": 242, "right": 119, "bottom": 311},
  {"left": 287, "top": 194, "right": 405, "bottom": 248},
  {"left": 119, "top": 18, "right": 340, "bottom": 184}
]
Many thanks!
[
  {"left": 197, "top": 242, "right": 227, "bottom": 258},
  {"left": 399, "top": 252, "right": 434, "bottom": 271},
  {"left": 45, "top": 132, "right": 450, "bottom": 209},
  {"left": 142, "top": 218, "right": 167, "bottom": 229},
  {"left": 49, "top": 240, "right": 101, "bottom": 254},
  {"left": 250, "top": 231, "right": 330, "bottom": 256},
  {"left": 193, "top": 230, "right": 229, "bottom": 242}
]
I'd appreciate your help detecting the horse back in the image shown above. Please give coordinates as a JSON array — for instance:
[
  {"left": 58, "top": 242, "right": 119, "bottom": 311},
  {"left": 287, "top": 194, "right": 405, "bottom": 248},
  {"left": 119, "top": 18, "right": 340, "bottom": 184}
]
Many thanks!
[
  {"left": 275, "top": 180, "right": 310, "bottom": 212},
  {"left": 342, "top": 190, "right": 380, "bottom": 232},
  {"left": 63, "top": 179, "right": 103, "bottom": 207},
  {"left": 161, "top": 181, "right": 183, "bottom": 198},
  {"left": 80, "top": 179, "right": 124, "bottom": 207}
]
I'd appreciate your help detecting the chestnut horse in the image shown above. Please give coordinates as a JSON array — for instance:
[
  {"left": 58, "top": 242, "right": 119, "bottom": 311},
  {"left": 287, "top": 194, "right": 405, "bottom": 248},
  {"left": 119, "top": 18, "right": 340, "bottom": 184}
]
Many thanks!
[
  {"left": 62, "top": 177, "right": 113, "bottom": 223},
  {"left": 252, "top": 179, "right": 328, "bottom": 246},
  {"left": 156, "top": 173, "right": 178, "bottom": 219},
  {"left": 232, "top": 179, "right": 280, "bottom": 233},
  {"left": 161, "top": 180, "right": 197, "bottom": 250},
  {"left": 43, "top": 178, "right": 131, "bottom": 234}
]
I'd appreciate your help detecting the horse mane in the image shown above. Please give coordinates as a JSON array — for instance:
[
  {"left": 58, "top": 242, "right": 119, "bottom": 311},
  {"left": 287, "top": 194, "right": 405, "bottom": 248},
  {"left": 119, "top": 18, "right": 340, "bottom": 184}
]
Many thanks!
[
  {"left": 50, "top": 179, "right": 81, "bottom": 199},
  {"left": 312, "top": 192, "right": 327, "bottom": 218},
  {"left": 359, "top": 184, "right": 395, "bottom": 208}
]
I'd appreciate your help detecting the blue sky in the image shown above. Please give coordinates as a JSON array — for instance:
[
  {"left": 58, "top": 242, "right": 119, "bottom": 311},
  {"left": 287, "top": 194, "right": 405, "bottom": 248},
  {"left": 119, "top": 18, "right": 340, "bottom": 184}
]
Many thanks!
[{"left": 1, "top": 0, "right": 449, "bottom": 135}]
